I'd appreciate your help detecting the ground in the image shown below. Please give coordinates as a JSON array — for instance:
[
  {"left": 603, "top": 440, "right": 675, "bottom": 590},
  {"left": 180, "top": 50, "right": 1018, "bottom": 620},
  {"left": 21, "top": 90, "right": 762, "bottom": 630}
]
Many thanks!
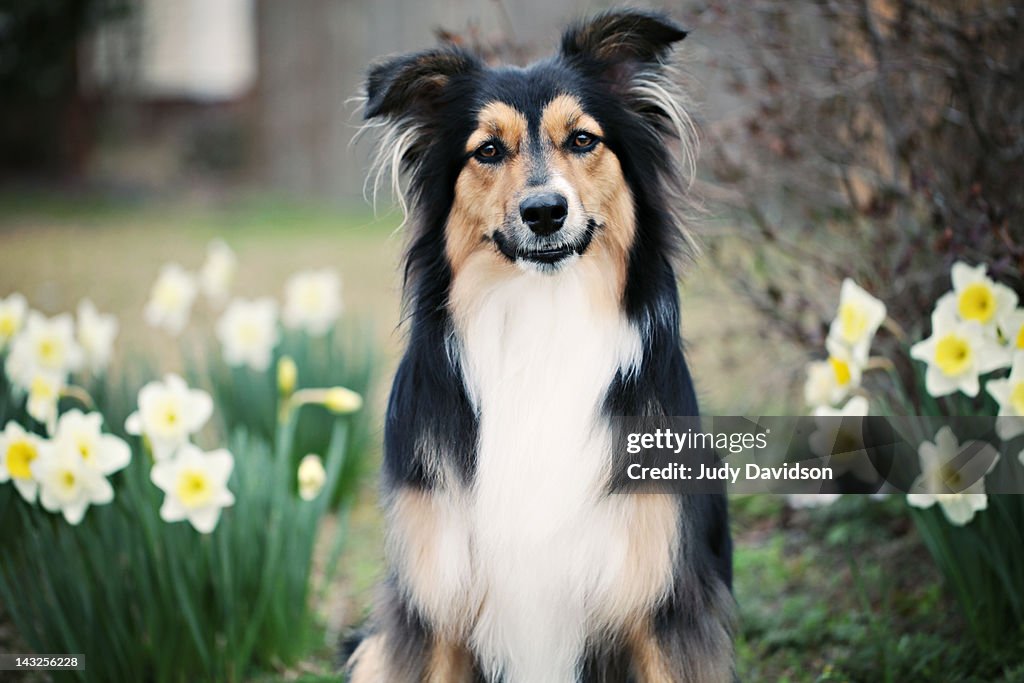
[{"left": 0, "top": 192, "right": 1016, "bottom": 682}]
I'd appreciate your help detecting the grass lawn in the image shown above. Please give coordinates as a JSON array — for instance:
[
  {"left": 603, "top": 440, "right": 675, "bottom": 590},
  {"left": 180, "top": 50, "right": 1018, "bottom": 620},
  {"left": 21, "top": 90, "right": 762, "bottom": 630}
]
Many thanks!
[{"left": 0, "top": 192, "right": 1017, "bottom": 681}]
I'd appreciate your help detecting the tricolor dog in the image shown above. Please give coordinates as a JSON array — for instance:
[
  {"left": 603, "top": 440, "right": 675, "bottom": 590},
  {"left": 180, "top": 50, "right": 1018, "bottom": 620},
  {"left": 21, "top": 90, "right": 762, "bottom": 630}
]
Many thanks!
[{"left": 349, "top": 9, "right": 734, "bottom": 682}]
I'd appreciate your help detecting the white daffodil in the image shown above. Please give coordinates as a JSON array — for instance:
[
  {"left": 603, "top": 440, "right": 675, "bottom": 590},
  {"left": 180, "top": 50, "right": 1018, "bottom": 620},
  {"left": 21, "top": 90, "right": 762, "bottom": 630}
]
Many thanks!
[
  {"left": 804, "top": 339, "right": 862, "bottom": 408},
  {"left": 125, "top": 374, "right": 213, "bottom": 461},
  {"left": 907, "top": 426, "right": 998, "bottom": 526},
  {"left": 0, "top": 421, "right": 50, "bottom": 503},
  {"left": 297, "top": 454, "right": 326, "bottom": 500},
  {"left": 216, "top": 298, "right": 279, "bottom": 372},
  {"left": 0, "top": 293, "right": 27, "bottom": 349},
  {"left": 144, "top": 264, "right": 198, "bottom": 335},
  {"left": 810, "top": 396, "right": 879, "bottom": 484},
  {"left": 53, "top": 410, "right": 131, "bottom": 476},
  {"left": 32, "top": 446, "right": 113, "bottom": 525},
  {"left": 26, "top": 371, "right": 64, "bottom": 434},
  {"left": 283, "top": 269, "right": 343, "bottom": 336},
  {"left": 987, "top": 352, "right": 1024, "bottom": 441},
  {"left": 827, "top": 279, "right": 887, "bottom": 363},
  {"left": 910, "top": 306, "right": 1006, "bottom": 397},
  {"left": 76, "top": 299, "right": 118, "bottom": 374},
  {"left": 785, "top": 493, "right": 841, "bottom": 509},
  {"left": 150, "top": 444, "right": 234, "bottom": 533},
  {"left": 5, "top": 311, "right": 82, "bottom": 387},
  {"left": 938, "top": 261, "right": 1018, "bottom": 334},
  {"left": 999, "top": 309, "right": 1024, "bottom": 352},
  {"left": 199, "top": 239, "right": 237, "bottom": 305}
]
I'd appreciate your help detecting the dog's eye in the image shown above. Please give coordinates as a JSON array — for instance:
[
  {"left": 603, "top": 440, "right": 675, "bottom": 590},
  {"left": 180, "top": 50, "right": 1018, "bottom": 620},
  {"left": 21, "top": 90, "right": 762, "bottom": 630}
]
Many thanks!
[
  {"left": 473, "top": 141, "right": 505, "bottom": 163},
  {"left": 569, "top": 131, "right": 599, "bottom": 153}
]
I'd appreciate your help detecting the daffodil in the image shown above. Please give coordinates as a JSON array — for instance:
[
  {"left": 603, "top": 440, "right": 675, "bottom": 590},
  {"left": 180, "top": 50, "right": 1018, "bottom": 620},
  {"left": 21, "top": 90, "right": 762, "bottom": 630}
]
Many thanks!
[
  {"left": 5, "top": 311, "right": 82, "bottom": 387},
  {"left": 907, "top": 426, "right": 998, "bottom": 526},
  {"left": 216, "top": 298, "right": 279, "bottom": 372},
  {"left": 0, "top": 421, "right": 50, "bottom": 503},
  {"left": 53, "top": 410, "right": 131, "bottom": 475},
  {"left": 150, "top": 444, "right": 235, "bottom": 533},
  {"left": 323, "top": 386, "right": 363, "bottom": 414},
  {"left": 827, "top": 279, "right": 886, "bottom": 363},
  {"left": 26, "top": 371, "right": 64, "bottom": 433},
  {"left": 76, "top": 299, "right": 118, "bottom": 374},
  {"left": 804, "top": 339, "right": 862, "bottom": 408},
  {"left": 32, "top": 446, "right": 114, "bottom": 525},
  {"left": 277, "top": 356, "right": 298, "bottom": 396},
  {"left": 910, "top": 306, "right": 1006, "bottom": 397},
  {"left": 986, "top": 352, "right": 1024, "bottom": 441},
  {"left": 809, "top": 396, "right": 879, "bottom": 483},
  {"left": 283, "top": 269, "right": 343, "bottom": 336},
  {"left": 125, "top": 374, "right": 213, "bottom": 461},
  {"left": 999, "top": 309, "right": 1024, "bottom": 351},
  {"left": 297, "top": 454, "right": 326, "bottom": 500},
  {"left": 0, "top": 292, "right": 27, "bottom": 349},
  {"left": 199, "top": 239, "right": 237, "bottom": 305},
  {"left": 935, "top": 261, "right": 1018, "bottom": 334},
  {"left": 144, "top": 264, "right": 198, "bottom": 335}
]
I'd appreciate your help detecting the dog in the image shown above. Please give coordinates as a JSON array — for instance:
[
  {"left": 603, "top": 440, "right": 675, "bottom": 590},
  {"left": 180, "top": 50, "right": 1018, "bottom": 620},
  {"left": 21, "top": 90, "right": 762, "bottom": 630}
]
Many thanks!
[{"left": 348, "top": 9, "right": 734, "bottom": 682}]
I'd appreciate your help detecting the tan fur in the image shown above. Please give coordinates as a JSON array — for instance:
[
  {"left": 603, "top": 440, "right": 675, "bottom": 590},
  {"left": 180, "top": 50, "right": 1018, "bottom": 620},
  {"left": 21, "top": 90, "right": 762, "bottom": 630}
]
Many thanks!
[
  {"left": 425, "top": 639, "right": 475, "bottom": 683},
  {"left": 447, "top": 103, "right": 530, "bottom": 272},
  {"left": 543, "top": 95, "right": 636, "bottom": 275},
  {"left": 595, "top": 494, "right": 680, "bottom": 630},
  {"left": 628, "top": 620, "right": 678, "bottom": 683},
  {"left": 386, "top": 487, "right": 477, "bottom": 638},
  {"left": 346, "top": 634, "right": 387, "bottom": 683}
]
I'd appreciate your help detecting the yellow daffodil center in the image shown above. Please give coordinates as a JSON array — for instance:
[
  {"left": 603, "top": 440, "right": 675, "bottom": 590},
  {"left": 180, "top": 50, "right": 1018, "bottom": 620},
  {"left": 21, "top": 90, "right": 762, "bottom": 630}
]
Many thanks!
[
  {"left": 1016, "top": 325, "right": 1024, "bottom": 350},
  {"left": 0, "top": 314, "right": 17, "bottom": 339},
  {"left": 177, "top": 469, "right": 213, "bottom": 507},
  {"left": 37, "top": 337, "right": 62, "bottom": 368},
  {"left": 58, "top": 469, "right": 76, "bottom": 492},
  {"left": 831, "top": 429, "right": 859, "bottom": 456},
  {"left": 6, "top": 440, "right": 38, "bottom": 479},
  {"left": 935, "top": 334, "right": 973, "bottom": 376},
  {"left": 299, "top": 286, "right": 322, "bottom": 311},
  {"left": 30, "top": 375, "right": 56, "bottom": 400},
  {"left": 829, "top": 357, "right": 852, "bottom": 386},
  {"left": 1011, "top": 382, "right": 1024, "bottom": 416},
  {"left": 938, "top": 464, "right": 963, "bottom": 492},
  {"left": 957, "top": 283, "right": 995, "bottom": 323},
  {"left": 155, "top": 282, "right": 182, "bottom": 309},
  {"left": 238, "top": 321, "right": 260, "bottom": 345},
  {"left": 76, "top": 436, "right": 93, "bottom": 463},
  {"left": 838, "top": 302, "right": 868, "bottom": 344}
]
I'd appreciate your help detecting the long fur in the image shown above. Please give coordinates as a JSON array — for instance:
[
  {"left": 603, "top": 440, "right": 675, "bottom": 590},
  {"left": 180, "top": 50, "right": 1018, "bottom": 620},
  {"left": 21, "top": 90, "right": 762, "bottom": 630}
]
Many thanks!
[{"left": 351, "top": 9, "right": 733, "bottom": 682}]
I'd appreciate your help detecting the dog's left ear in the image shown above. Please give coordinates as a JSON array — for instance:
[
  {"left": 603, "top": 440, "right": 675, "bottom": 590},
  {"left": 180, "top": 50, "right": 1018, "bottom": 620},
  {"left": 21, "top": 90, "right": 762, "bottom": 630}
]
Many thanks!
[{"left": 560, "top": 9, "right": 687, "bottom": 89}]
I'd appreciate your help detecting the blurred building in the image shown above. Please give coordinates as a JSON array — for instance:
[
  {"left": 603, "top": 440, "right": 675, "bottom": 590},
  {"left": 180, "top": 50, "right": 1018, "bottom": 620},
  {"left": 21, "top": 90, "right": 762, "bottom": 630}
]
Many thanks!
[{"left": 5, "top": 0, "right": 717, "bottom": 200}]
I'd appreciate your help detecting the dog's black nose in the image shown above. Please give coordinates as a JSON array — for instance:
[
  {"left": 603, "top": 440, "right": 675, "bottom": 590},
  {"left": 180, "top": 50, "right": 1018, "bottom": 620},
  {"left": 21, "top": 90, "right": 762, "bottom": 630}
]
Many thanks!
[{"left": 520, "top": 193, "right": 568, "bottom": 236}]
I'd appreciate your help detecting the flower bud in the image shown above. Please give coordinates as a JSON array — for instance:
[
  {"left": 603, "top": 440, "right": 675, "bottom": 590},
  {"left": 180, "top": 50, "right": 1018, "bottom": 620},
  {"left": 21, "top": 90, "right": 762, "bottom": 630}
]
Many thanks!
[
  {"left": 323, "top": 387, "right": 363, "bottom": 414},
  {"left": 297, "top": 454, "right": 326, "bottom": 500},
  {"left": 277, "top": 356, "right": 298, "bottom": 397}
]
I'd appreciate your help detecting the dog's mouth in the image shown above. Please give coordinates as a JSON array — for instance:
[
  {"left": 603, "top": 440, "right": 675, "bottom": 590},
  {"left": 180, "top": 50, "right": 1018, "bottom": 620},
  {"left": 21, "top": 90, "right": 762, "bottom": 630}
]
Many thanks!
[{"left": 493, "top": 220, "right": 598, "bottom": 266}]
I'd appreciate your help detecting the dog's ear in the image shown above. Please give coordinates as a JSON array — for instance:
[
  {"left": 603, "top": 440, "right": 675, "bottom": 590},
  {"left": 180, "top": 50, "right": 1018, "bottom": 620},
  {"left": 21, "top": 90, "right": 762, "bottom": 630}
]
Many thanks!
[
  {"left": 560, "top": 9, "right": 687, "bottom": 87},
  {"left": 363, "top": 48, "right": 480, "bottom": 121}
]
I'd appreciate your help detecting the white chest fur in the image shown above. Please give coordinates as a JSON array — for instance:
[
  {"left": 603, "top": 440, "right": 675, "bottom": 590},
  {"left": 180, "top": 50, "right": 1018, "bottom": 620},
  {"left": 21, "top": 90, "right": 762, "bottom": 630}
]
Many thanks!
[{"left": 454, "top": 265, "right": 646, "bottom": 683}]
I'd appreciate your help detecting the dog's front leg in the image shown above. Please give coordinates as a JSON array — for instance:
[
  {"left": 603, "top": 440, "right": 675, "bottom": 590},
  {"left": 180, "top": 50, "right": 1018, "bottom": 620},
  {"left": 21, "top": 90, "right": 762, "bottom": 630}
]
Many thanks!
[
  {"left": 628, "top": 612, "right": 734, "bottom": 683},
  {"left": 346, "top": 630, "right": 476, "bottom": 683}
]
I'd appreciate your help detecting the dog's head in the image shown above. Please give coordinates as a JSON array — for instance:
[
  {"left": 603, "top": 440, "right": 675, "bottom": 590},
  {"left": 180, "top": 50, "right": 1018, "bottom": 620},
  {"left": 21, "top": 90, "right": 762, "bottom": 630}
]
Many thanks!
[{"left": 362, "top": 9, "right": 694, "bottom": 284}]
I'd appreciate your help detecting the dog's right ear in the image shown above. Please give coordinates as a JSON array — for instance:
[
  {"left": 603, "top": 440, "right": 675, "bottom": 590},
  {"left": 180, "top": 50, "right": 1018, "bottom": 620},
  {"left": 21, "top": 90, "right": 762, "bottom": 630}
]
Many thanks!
[{"left": 363, "top": 48, "right": 480, "bottom": 121}]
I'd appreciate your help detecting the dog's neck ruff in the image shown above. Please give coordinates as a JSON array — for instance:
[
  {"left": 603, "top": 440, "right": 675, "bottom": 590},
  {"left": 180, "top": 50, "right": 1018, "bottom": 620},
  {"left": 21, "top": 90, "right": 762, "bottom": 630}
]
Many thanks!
[{"left": 452, "top": 264, "right": 642, "bottom": 682}]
